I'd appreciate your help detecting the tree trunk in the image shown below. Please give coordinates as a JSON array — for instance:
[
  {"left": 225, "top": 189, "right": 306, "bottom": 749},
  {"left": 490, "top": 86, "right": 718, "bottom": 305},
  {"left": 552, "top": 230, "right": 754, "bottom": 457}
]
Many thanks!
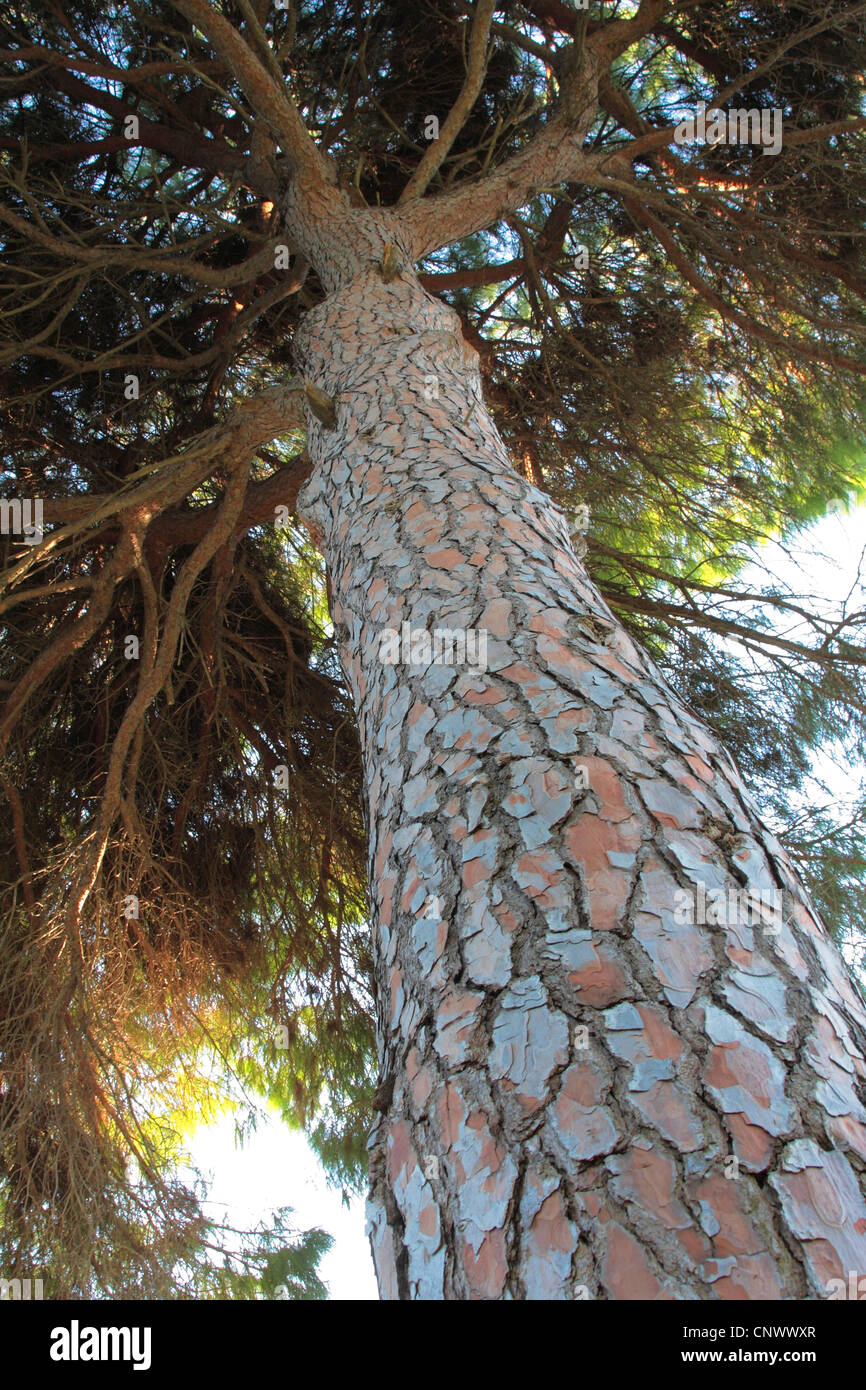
[{"left": 292, "top": 213, "right": 866, "bottom": 1300}]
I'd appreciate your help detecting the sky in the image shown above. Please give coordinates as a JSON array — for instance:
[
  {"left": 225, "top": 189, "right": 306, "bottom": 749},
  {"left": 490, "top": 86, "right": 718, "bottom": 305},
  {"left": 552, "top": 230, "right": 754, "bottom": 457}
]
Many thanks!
[
  {"left": 188, "top": 498, "right": 865, "bottom": 1303},
  {"left": 190, "top": 1107, "right": 378, "bottom": 1300},
  {"left": 745, "top": 500, "right": 865, "bottom": 809}
]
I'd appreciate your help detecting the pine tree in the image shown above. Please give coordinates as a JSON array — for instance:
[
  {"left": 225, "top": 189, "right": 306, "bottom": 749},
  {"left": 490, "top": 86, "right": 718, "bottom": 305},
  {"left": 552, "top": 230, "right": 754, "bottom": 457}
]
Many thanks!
[{"left": 1, "top": 0, "right": 866, "bottom": 1298}]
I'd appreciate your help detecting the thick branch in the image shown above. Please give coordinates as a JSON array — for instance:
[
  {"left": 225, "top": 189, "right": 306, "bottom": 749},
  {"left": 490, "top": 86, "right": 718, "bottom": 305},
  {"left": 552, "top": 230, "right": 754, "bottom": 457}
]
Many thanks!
[
  {"left": 589, "top": 0, "right": 665, "bottom": 61},
  {"left": 399, "top": 0, "right": 498, "bottom": 203},
  {"left": 170, "top": 0, "right": 336, "bottom": 196},
  {"left": 145, "top": 450, "right": 312, "bottom": 563},
  {"left": 404, "top": 52, "right": 602, "bottom": 259}
]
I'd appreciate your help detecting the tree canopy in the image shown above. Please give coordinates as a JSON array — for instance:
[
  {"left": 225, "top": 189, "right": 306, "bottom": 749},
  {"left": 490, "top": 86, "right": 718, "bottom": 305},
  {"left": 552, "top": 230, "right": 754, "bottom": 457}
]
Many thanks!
[{"left": 1, "top": 0, "right": 865, "bottom": 1295}]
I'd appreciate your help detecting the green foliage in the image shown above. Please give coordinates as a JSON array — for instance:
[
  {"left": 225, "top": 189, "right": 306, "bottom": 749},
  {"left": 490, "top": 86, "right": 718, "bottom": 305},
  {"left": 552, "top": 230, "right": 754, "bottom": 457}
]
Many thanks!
[{"left": 182, "top": 1209, "right": 333, "bottom": 1301}]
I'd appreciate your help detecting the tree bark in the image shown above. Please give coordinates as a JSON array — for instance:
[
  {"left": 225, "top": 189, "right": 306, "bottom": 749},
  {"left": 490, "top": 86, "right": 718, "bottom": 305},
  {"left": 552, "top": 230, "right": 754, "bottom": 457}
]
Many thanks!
[{"left": 292, "top": 212, "right": 866, "bottom": 1300}]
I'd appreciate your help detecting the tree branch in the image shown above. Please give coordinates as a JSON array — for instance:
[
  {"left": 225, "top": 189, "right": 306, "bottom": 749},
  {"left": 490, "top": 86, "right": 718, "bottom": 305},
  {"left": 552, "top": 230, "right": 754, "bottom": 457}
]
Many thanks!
[
  {"left": 169, "top": 0, "right": 336, "bottom": 196},
  {"left": 399, "top": 0, "right": 498, "bottom": 203},
  {"left": 3, "top": 383, "right": 307, "bottom": 596},
  {"left": 404, "top": 50, "right": 602, "bottom": 259}
]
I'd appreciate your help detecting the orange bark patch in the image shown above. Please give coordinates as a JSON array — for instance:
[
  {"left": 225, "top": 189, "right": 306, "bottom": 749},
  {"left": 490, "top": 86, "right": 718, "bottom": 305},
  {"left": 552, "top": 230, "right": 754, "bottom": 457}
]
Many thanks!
[
  {"left": 561, "top": 1058, "right": 605, "bottom": 1108},
  {"left": 579, "top": 1189, "right": 604, "bottom": 1220},
  {"left": 554, "top": 708, "right": 592, "bottom": 736},
  {"left": 462, "top": 856, "right": 492, "bottom": 889},
  {"left": 617, "top": 1148, "right": 693, "bottom": 1234},
  {"left": 367, "top": 578, "right": 388, "bottom": 604},
  {"left": 499, "top": 662, "right": 552, "bottom": 702},
  {"left": 565, "top": 812, "right": 640, "bottom": 873},
  {"left": 493, "top": 904, "right": 520, "bottom": 935},
  {"left": 569, "top": 941, "right": 629, "bottom": 1006},
  {"left": 411, "top": 1068, "right": 432, "bottom": 1109},
  {"left": 829, "top": 1114, "right": 866, "bottom": 1163},
  {"left": 726, "top": 1113, "right": 775, "bottom": 1171},
  {"left": 563, "top": 814, "right": 637, "bottom": 930},
  {"left": 590, "top": 648, "right": 637, "bottom": 681},
  {"left": 713, "top": 1253, "right": 785, "bottom": 1300},
  {"left": 399, "top": 872, "right": 423, "bottom": 912},
  {"left": 379, "top": 872, "right": 394, "bottom": 928},
  {"left": 464, "top": 684, "right": 507, "bottom": 705},
  {"left": 437, "top": 1082, "right": 467, "bottom": 1152},
  {"left": 637, "top": 1004, "right": 684, "bottom": 1061},
  {"left": 387, "top": 1120, "right": 414, "bottom": 1187},
  {"left": 689, "top": 1173, "right": 764, "bottom": 1257},
  {"left": 389, "top": 965, "right": 402, "bottom": 1021},
  {"left": 374, "top": 830, "right": 393, "bottom": 879},
  {"left": 479, "top": 598, "right": 512, "bottom": 638},
  {"left": 705, "top": 1042, "right": 773, "bottom": 1109},
  {"left": 426, "top": 547, "right": 464, "bottom": 569},
  {"left": 514, "top": 848, "right": 563, "bottom": 897},
  {"left": 531, "top": 1190, "right": 575, "bottom": 1254},
  {"left": 678, "top": 1228, "right": 709, "bottom": 1264},
  {"left": 632, "top": 1081, "right": 703, "bottom": 1153},
  {"left": 583, "top": 756, "right": 633, "bottom": 822},
  {"left": 462, "top": 1229, "right": 507, "bottom": 1300},
  {"left": 600, "top": 1224, "right": 662, "bottom": 1299},
  {"left": 528, "top": 611, "right": 568, "bottom": 642}
]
